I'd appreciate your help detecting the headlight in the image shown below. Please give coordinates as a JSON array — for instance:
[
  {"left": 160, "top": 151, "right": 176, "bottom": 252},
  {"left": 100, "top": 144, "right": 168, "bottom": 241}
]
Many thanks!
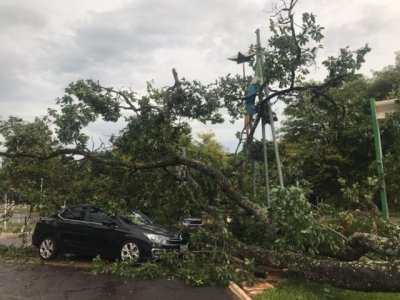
[{"left": 144, "top": 233, "right": 169, "bottom": 245}]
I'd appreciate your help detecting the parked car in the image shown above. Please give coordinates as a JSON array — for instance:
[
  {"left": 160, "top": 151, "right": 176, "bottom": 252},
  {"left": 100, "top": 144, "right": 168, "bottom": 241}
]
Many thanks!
[{"left": 32, "top": 204, "right": 189, "bottom": 261}]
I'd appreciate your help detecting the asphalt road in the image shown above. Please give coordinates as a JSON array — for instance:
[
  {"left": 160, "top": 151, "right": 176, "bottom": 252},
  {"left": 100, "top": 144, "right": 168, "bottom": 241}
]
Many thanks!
[{"left": 0, "top": 263, "right": 233, "bottom": 300}]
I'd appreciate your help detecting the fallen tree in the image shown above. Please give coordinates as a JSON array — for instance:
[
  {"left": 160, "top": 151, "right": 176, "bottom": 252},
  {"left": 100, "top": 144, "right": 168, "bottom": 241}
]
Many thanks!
[
  {"left": 242, "top": 244, "right": 400, "bottom": 292},
  {"left": 2, "top": 0, "right": 400, "bottom": 292},
  {"left": 3, "top": 145, "right": 400, "bottom": 291}
]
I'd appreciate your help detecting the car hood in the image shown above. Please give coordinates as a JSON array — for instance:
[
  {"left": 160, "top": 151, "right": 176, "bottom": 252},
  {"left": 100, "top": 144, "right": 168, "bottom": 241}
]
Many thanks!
[{"left": 131, "top": 223, "right": 179, "bottom": 238}]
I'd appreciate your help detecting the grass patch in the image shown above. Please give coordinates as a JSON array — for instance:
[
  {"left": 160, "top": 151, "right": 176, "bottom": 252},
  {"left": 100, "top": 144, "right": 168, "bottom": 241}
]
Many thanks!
[
  {"left": 0, "top": 222, "right": 35, "bottom": 233},
  {"left": 254, "top": 279, "right": 400, "bottom": 300},
  {"left": 0, "top": 245, "right": 38, "bottom": 263}
]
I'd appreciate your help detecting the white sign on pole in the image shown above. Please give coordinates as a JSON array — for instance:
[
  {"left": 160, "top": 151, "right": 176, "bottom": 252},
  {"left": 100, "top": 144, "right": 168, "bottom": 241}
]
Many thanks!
[{"left": 375, "top": 99, "right": 400, "bottom": 120}]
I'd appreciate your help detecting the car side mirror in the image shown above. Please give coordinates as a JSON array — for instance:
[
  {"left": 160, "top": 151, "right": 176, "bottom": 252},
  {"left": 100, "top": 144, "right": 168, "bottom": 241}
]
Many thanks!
[{"left": 102, "top": 220, "right": 116, "bottom": 227}]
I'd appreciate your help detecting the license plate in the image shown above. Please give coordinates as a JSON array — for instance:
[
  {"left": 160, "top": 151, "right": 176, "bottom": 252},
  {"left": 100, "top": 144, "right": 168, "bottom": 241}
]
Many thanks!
[{"left": 180, "top": 244, "right": 188, "bottom": 252}]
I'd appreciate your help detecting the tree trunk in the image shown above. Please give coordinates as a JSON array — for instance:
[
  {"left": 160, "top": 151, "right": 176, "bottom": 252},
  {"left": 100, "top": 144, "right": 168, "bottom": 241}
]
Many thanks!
[
  {"left": 242, "top": 245, "right": 400, "bottom": 292},
  {"left": 347, "top": 232, "right": 400, "bottom": 258}
]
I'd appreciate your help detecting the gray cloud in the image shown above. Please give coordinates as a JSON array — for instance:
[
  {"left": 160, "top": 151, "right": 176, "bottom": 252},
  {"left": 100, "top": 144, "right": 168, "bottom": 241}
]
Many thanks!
[
  {"left": 323, "top": 3, "right": 395, "bottom": 46},
  {"left": 0, "top": 4, "right": 46, "bottom": 29},
  {"left": 1, "top": 0, "right": 400, "bottom": 151},
  {"left": 52, "top": 0, "right": 265, "bottom": 76}
]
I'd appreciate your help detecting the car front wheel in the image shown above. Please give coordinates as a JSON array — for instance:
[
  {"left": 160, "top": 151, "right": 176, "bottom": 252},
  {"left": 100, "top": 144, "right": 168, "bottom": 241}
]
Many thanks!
[
  {"left": 119, "top": 241, "right": 141, "bottom": 262},
  {"left": 39, "top": 236, "right": 59, "bottom": 260}
]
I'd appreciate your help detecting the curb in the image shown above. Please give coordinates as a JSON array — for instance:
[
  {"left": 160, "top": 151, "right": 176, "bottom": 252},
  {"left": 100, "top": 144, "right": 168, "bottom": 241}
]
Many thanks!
[{"left": 228, "top": 282, "right": 252, "bottom": 300}]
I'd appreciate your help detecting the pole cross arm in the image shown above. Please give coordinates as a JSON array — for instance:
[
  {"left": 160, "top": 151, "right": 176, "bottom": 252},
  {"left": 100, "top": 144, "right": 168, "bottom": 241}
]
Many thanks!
[{"left": 227, "top": 52, "right": 254, "bottom": 64}]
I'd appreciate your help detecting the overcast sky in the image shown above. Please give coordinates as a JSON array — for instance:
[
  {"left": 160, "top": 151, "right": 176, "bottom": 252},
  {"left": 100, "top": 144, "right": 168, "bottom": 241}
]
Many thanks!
[{"left": 1, "top": 0, "right": 399, "bottom": 151}]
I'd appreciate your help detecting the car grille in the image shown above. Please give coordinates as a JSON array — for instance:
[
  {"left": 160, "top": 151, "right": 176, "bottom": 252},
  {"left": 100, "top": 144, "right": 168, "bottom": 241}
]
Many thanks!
[{"left": 167, "top": 234, "right": 187, "bottom": 244}]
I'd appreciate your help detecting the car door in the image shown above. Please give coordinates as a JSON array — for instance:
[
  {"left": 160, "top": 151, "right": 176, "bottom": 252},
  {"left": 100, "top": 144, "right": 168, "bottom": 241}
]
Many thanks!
[
  {"left": 84, "top": 207, "right": 127, "bottom": 257},
  {"left": 58, "top": 206, "right": 93, "bottom": 253}
]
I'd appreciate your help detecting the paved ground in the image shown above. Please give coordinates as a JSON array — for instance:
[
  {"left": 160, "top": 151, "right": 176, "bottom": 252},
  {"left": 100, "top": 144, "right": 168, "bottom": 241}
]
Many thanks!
[
  {"left": 8, "top": 213, "right": 40, "bottom": 224},
  {"left": 0, "top": 233, "right": 32, "bottom": 247},
  {"left": 0, "top": 212, "right": 398, "bottom": 300},
  {"left": 0, "top": 233, "right": 233, "bottom": 300},
  {"left": 0, "top": 264, "right": 233, "bottom": 300}
]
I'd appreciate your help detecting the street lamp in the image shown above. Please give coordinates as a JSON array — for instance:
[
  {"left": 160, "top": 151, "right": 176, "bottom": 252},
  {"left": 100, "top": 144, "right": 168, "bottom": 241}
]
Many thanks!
[{"left": 227, "top": 51, "right": 255, "bottom": 79}]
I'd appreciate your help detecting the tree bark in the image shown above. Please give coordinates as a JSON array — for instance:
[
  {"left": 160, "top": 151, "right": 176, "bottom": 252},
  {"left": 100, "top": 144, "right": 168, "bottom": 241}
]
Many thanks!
[
  {"left": 242, "top": 245, "right": 400, "bottom": 292},
  {"left": 346, "top": 232, "right": 400, "bottom": 258}
]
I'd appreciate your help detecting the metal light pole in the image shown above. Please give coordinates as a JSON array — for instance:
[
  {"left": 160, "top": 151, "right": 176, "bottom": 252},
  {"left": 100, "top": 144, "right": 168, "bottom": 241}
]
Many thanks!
[
  {"left": 255, "top": 29, "right": 284, "bottom": 189},
  {"left": 261, "top": 114, "right": 270, "bottom": 202},
  {"left": 40, "top": 178, "right": 43, "bottom": 204},
  {"left": 369, "top": 97, "right": 396, "bottom": 220},
  {"left": 3, "top": 193, "right": 7, "bottom": 231},
  {"left": 254, "top": 29, "right": 271, "bottom": 203},
  {"left": 268, "top": 100, "right": 284, "bottom": 188}
]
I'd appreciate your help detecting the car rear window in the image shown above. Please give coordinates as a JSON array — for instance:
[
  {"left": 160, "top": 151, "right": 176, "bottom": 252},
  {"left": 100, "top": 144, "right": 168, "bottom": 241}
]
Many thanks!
[
  {"left": 87, "top": 207, "right": 112, "bottom": 223},
  {"left": 60, "top": 207, "right": 86, "bottom": 221}
]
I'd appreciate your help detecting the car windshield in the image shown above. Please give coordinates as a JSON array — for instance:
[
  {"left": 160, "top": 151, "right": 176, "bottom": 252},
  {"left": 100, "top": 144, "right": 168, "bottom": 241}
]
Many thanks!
[{"left": 122, "top": 211, "right": 153, "bottom": 225}]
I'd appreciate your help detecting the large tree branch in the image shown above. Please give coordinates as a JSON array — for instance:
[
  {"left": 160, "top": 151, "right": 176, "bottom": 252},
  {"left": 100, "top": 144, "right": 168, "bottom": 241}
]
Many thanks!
[
  {"left": 179, "top": 157, "right": 269, "bottom": 220},
  {"left": 0, "top": 149, "right": 84, "bottom": 160},
  {"left": 288, "top": 0, "right": 301, "bottom": 89},
  {"left": 0, "top": 149, "right": 269, "bottom": 222},
  {"left": 98, "top": 85, "right": 139, "bottom": 113}
]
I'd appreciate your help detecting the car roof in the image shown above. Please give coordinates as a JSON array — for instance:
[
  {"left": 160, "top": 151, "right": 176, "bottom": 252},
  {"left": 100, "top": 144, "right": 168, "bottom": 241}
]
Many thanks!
[{"left": 66, "top": 204, "right": 91, "bottom": 208}]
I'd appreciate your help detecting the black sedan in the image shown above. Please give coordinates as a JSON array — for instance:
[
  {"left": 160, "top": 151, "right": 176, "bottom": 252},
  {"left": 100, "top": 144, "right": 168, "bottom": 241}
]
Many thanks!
[{"left": 32, "top": 204, "right": 189, "bottom": 262}]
